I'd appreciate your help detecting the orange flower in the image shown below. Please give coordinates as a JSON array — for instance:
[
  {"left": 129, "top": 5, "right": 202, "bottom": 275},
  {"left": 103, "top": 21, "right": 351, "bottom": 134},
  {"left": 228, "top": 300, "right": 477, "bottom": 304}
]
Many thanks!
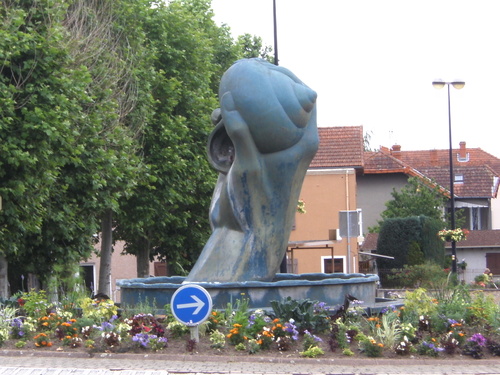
[
  {"left": 378, "top": 343, "right": 384, "bottom": 347},
  {"left": 273, "top": 318, "right": 280, "bottom": 323}
]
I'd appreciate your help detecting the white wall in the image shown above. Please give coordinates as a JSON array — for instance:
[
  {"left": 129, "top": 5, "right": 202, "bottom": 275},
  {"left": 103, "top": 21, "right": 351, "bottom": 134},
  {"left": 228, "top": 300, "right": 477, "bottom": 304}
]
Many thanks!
[{"left": 491, "top": 196, "right": 500, "bottom": 229}]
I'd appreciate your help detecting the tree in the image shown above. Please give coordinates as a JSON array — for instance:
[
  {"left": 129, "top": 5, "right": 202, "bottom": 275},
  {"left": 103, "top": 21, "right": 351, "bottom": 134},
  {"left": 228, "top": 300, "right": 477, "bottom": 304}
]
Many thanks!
[
  {"left": 114, "top": 0, "right": 222, "bottom": 277},
  {"left": 369, "top": 176, "right": 447, "bottom": 233},
  {"left": 62, "top": 0, "right": 154, "bottom": 296},
  {"left": 235, "top": 34, "right": 273, "bottom": 62},
  {"left": 376, "top": 215, "right": 445, "bottom": 285},
  {"left": 0, "top": 0, "right": 153, "bottom": 297},
  {"left": 0, "top": 0, "right": 99, "bottom": 296}
]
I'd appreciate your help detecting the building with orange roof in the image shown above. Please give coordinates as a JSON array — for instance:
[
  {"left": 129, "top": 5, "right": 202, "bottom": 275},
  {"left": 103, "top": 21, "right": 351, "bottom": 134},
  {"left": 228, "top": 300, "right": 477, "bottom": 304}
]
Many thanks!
[{"left": 290, "top": 127, "right": 500, "bottom": 284}]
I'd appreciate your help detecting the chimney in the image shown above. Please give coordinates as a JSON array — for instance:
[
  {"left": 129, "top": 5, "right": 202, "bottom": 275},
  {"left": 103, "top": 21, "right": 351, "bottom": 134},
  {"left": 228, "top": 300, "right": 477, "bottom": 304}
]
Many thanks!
[
  {"left": 459, "top": 141, "right": 466, "bottom": 158},
  {"left": 391, "top": 145, "right": 401, "bottom": 159},
  {"left": 458, "top": 141, "right": 469, "bottom": 162}
]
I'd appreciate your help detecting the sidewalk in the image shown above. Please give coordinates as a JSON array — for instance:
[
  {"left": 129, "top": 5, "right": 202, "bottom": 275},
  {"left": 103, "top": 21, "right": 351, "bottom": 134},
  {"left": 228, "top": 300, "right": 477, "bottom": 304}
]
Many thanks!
[{"left": 1, "top": 350, "right": 500, "bottom": 375}]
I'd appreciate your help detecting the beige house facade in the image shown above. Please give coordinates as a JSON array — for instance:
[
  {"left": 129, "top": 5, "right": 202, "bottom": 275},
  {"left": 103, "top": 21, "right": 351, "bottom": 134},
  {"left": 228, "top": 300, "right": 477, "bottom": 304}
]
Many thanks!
[{"left": 288, "top": 168, "right": 360, "bottom": 274}]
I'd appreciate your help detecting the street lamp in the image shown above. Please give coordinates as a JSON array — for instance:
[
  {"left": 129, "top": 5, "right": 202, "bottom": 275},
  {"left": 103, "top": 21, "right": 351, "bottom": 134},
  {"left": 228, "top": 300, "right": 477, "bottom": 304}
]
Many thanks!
[{"left": 432, "top": 79, "right": 465, "bottom": 274}]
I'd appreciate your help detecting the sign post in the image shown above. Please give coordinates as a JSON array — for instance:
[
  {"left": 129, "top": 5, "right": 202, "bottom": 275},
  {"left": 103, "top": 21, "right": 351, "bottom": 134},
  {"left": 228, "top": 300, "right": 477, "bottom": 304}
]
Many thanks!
[
  {"left": 339, "top": 209, "right": 362, "bottom": 273},
  {"left": 171, "top": 284, "right": 213, "bottom": 342}
]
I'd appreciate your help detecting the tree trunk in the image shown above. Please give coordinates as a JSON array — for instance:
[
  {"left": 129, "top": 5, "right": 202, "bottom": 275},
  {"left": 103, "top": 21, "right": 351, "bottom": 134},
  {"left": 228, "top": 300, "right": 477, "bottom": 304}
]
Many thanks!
[
  {"left": 98, "top": 209, "right": 113, "bottom": 297},
  {"left": 0, "top": 254, "right": 9, "bottom": 299},
  {"left": 136, "top": 237, "right": 151, "bottom": 278}
]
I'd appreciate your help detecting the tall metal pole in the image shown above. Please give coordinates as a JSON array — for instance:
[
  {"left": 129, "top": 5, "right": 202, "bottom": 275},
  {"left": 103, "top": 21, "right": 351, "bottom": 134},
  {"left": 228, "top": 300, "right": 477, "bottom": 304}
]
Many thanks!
[
  {"left": 273, "top": 0, "right": 278, "bottom": 65},
  {"left": 447, "top": 84, "right": 457, "bottom": 274},
  {"left": 433, "top": 79, "right": 464, "bottom": 274}
]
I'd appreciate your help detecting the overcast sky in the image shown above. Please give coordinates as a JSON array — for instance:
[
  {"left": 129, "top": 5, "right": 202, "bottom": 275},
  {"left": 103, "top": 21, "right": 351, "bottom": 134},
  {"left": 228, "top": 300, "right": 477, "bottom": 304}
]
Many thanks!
[{"left": 210, "top": 0, "right": 500, "bottom": 157}]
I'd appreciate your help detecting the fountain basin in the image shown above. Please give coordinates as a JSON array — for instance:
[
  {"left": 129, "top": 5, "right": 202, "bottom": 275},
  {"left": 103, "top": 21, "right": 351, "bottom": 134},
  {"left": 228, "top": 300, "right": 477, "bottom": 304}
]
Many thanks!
[{"left": 117, "top": 273, "right": 379, "bottom": 310}]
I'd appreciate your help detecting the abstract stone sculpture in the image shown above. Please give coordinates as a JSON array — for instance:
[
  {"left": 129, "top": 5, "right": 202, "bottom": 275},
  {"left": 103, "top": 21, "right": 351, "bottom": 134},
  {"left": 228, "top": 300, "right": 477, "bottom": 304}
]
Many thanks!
[{"left": 185, "top": 58, "right": 319, "bottom": 283}]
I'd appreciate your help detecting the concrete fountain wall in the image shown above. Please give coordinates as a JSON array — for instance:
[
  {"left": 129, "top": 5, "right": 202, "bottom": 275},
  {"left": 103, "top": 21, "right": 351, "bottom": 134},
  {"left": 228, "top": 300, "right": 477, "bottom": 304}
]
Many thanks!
[{"left": 117, "top": 273, "right": 379, "bottom": 310}]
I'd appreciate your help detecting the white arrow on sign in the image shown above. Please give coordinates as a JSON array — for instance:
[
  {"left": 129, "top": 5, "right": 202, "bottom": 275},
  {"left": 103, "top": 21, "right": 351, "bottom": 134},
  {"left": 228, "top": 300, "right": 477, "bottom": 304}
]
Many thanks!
[{"left": 176, "top": 295, "right": 205, "bottom": 315}]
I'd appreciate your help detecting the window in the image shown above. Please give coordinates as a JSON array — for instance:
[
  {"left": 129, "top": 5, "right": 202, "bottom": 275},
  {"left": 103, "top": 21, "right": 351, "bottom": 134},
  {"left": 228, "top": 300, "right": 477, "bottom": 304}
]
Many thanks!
[
  {"left": 322, "top": 257, "right": 344, "bottom": 273},
  {"left": 454, "top": 174, "right": 464, "bottom": 183},
  {"left": 471, "top": 207, "right": 481, "bottom": 230},
  {"left": 154, "top": 262, "right": 168, "bottom": 276},
  {"left": 80, "top": 265, "right": 96, "bottom": 296},
  {"left": 486, "top": 253, "right": 500, "bottom": 275}
]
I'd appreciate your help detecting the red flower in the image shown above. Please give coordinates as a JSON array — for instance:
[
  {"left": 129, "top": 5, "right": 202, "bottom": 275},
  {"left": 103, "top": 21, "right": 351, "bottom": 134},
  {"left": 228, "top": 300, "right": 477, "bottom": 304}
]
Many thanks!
[{"left": 17, "top": 298, "right": 25, "bottom": 306}]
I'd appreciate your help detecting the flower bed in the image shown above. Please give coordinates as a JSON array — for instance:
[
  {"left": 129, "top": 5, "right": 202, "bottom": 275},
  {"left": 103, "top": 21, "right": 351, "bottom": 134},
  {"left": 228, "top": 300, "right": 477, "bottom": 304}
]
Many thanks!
[{"left": 1, "top": 286, "right": 499, "bottom": 360}]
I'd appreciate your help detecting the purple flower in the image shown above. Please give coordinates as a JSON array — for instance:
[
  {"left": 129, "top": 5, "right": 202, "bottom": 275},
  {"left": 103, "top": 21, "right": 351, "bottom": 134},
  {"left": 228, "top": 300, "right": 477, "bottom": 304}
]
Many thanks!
[
  {"left": 284, "top": 321, "right": 299, "bottom": 341},
  {"left": 132, "top": 333, "right": 151, "bottom": 347},
  {"left": 314, "top": 301, "right": 330, "bottom": 312},
  {"left": 247, "top": 314, "right": 256, "bottom": 328},
  {"left": 423, "top": 341, "right": 444, "bottom": 352},
  {"left": 98, "top": 321, "right": 115, "bottom": 331},
  {"left": 468, "top": 333, "right": 487, "bottom": 347},
  {"left": 304, "top": 330, "right": 322, "bottom": 342}
]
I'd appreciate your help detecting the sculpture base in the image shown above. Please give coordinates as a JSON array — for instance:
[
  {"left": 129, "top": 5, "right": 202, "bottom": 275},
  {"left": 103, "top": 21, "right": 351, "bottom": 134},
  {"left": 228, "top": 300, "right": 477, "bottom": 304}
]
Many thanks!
[{"left": 117, "top": 273, "right": 379, "bottom": 310}]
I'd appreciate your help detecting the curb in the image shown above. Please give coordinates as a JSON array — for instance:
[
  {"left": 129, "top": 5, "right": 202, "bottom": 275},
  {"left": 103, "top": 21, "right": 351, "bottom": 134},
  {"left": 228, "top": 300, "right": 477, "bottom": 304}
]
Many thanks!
[{"left": 1, "top": 349, "right": 499, "bottom": 367}]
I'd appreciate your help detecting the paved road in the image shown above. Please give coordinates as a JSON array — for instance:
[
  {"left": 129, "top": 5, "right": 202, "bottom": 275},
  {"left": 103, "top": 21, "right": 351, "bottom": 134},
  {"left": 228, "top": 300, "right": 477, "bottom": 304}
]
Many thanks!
[{"left": 1, "top": 351, "right": 500, "bottom": 375}]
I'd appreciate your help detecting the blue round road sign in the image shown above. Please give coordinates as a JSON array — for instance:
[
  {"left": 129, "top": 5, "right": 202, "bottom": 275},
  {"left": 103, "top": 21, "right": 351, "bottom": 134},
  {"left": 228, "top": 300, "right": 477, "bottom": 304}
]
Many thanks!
[{"left": 171, "top": 284, "right": 213, "bottom": 326}]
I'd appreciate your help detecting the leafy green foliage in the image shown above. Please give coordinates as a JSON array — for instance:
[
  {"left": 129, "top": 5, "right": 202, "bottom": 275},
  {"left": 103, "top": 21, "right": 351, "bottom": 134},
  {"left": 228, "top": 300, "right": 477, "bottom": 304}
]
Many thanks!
[
  {"left": 376, "top": 216, "right": 445, "bottom": 280},
  {"left": 381, "top": 177, "right": 447, "bottom": 222},
  {"left": 388, "top": 262, "right": 449, "bottom": 289},
  {"left": 0, "top": 0, "right": 278, "bottom": 290},
  {"left": 369, "top": 177, "right": 447, "bottom": 233},
  {"left": 270, "top": 297, "right": 330, "bottom": 333},
  {"left": 114, "top": 0, "right": 235, "bottom": 276},
  {"left": 0, "top": 0, "right": 106, "bottom": 283}
]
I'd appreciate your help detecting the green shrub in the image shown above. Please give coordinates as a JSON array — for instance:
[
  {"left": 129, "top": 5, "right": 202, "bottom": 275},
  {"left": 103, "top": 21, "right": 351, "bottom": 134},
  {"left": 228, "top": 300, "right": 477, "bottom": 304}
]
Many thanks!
[
  {"left": 388, "top": 262, "right": 448, "bottom": 289},
  {"left": 270, "top": 297, "right": 330, "bottom": 333}
]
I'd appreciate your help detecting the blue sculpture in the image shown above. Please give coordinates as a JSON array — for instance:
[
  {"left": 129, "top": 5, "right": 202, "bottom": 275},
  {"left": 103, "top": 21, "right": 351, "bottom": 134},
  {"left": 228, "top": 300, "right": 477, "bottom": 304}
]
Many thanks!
[{"left": 185, "top": 58, "right": 318, "bottom": 283}]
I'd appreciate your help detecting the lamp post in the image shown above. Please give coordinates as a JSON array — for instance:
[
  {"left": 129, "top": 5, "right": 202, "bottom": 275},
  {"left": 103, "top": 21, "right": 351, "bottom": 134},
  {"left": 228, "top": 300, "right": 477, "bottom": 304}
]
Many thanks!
[{"left": 432, "top": 79, "right": 465, "bottom": 274}]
